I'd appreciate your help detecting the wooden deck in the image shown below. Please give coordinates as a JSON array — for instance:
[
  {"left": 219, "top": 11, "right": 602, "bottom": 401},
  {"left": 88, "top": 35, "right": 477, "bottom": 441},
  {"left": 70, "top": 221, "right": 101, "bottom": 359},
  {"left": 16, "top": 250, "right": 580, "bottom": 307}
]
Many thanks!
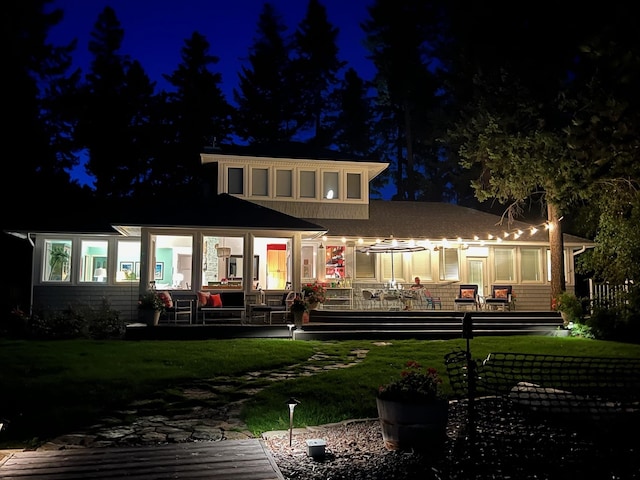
[{"left": 0, "top": 440, "right": 284, "bottom": 480}]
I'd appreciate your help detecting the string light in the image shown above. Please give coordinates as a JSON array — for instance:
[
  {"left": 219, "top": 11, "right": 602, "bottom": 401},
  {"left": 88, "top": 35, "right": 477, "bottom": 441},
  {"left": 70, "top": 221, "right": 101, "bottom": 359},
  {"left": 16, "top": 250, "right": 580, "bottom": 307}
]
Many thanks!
[{"left": 327, "top": 219, "right": 560, "bottom": 251}]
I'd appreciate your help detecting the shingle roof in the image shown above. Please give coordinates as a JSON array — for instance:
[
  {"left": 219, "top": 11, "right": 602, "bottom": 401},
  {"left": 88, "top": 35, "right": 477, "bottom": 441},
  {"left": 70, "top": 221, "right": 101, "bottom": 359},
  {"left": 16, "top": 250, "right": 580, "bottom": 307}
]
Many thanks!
[
  {"left": 4, "top": 194, "right": 325, "bottom": 235},
  {"left": 310, "top": 200, "right": 592, "bottom": 245}
]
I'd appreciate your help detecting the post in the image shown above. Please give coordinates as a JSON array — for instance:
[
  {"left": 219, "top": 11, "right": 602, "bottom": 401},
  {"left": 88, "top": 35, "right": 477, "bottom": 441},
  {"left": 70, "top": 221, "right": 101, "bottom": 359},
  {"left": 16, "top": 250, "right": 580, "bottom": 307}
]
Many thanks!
[
  {"left": 286, "top": 397, "right": 299, "bottom": 447},
  {"left": 462, "top": 312, "right": 477, "bottom": 449}
]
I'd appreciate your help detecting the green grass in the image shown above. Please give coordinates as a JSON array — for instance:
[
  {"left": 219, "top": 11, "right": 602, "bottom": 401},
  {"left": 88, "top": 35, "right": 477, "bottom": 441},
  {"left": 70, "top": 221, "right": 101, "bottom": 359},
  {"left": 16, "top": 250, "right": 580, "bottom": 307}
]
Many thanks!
[{"left": 1, "top": 336, "right": 639, "bottom": 448}]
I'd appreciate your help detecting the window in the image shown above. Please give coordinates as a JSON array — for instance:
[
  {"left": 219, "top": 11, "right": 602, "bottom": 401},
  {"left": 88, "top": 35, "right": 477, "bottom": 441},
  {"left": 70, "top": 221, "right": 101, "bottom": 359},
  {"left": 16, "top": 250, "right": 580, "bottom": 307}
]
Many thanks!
[
  {"left": 494, "top": 248, "right": 515, "bottom": 281},
  {"left": 323, "top": 171, "right": 339, "bottom": 199},
  {"left": 228, "top": 167, "right": 244, "bottom": 194},
  {"left": 252, "top": 168, "right": 268, "bottom": 196},
  {"left": 521, "top": 248, "right": 541, "bottom": 282},
  {"left": 439, "top": 248, "right": 459, "bottom": 281},
  {"left": 410, "top": 250, "right": 432, "bottom": 281},
  {"left": 253, "top": 237, "right": 291, "bottom": 289},
  {"left": 202, "top": 235, "right": 244, "bottom": 287},
  {"left": 116, "top": 240, "right": 141, "bottom": 282},
  {"left": 382, "top": 252, "right": 404, "bottom": 282},
  {"left": 355, "top": 251, "right": 375, "bottom": 279},
  {"left": 326, "top": 245, "right": 345, "bottom": 279},
  {"left": 79, "top": 240, "right": 108, "bottom": 283},
  {"left": 276, "top": 169, "right": 292, "bottom": 197},
  {"left": 346, "top": 173, "right": 361, "bottom": 199},
  {"left": 43, "top": 239, "right": 72, "bottom": 282},
  {"left": 300, "top": 171, "right": 316, "bottom": 198},
  {"left": 152, "top": 234, "right": 193, "bottom": 290},
  {"left": 301, "top": 245, "right": 316, "bottom": 279}
]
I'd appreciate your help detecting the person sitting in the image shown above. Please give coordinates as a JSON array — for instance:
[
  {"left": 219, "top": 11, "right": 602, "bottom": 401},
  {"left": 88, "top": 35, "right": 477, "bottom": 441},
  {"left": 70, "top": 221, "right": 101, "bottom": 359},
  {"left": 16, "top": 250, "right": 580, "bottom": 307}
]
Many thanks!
[{"left": 410, "top": 276, "right": 424, "bottom": 290}]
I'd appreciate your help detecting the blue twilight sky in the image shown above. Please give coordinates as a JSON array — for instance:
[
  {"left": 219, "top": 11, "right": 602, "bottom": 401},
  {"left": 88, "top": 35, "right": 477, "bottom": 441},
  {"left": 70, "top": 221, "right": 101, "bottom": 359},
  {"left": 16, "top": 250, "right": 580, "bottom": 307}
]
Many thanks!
[{"left": 49, "top": 0, "right": 379, "bottom": 190}]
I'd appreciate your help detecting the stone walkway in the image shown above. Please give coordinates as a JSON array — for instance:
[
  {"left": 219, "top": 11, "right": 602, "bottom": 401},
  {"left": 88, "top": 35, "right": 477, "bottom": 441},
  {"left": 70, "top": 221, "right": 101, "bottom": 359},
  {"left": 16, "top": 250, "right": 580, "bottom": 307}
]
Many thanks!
[{"left": 30, "top": 348, "right": 371, "bottom": 452}]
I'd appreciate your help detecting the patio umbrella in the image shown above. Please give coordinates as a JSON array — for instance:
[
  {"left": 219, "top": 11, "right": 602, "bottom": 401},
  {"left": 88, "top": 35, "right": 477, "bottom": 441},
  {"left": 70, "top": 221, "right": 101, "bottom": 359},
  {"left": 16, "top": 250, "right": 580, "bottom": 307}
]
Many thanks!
[{"left": 357, "top": 237, "right": 426, "bottom": 285}]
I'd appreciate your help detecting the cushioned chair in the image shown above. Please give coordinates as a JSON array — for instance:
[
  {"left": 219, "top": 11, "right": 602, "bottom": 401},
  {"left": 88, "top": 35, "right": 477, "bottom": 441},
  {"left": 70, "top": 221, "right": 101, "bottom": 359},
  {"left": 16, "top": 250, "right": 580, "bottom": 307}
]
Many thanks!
[
  {"left": 454, "top": 284, "right": 479, "bottom": 311},
  {"left": 158, "top": 291, "right": 193, "bottom": 324},
  {"left": 484, "top": 285, "right": 514, "bottom": 311}
]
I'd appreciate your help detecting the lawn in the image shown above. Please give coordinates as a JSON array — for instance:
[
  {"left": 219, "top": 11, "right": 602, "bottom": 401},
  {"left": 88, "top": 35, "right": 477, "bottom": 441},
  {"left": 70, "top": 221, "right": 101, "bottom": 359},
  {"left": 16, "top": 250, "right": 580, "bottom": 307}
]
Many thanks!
[{"left": 1, "top": 336, "right": 639, "bottom": 448}]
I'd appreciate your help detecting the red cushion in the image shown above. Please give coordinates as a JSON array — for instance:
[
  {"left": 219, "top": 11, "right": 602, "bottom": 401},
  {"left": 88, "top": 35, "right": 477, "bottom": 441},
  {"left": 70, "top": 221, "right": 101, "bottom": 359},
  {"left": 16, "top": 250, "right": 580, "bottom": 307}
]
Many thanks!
[
  {"left": 495, "top": 289, "right": 509, "bottom": 299},
  {"left": 209, "top": 293, "right": 223, "bottom": 307},
  {"left": 461, "top": 289, "right": 475, "bottom": 299},
  {"left": 157, "top": 291, "right": 173, "bottom": 308},
  {"left": 197, "top": 291, "right": 210, "bottom": 307}
]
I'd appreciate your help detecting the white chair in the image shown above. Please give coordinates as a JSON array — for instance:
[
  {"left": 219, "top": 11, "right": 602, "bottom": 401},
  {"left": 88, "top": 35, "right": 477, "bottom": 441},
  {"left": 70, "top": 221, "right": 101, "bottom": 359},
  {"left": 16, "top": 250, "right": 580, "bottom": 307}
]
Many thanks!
[
  {"left": 269, "top": 291, "right": 297, "bottom": 324},
  {"left": 362, "top": 289, "right": 381, "bottom": 310}
]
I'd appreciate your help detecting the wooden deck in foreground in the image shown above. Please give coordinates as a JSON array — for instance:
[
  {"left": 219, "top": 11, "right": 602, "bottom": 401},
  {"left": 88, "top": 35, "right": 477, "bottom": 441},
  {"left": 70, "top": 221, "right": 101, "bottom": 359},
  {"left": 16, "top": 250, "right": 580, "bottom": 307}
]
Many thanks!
[{"left": 0, "top": 440, "right": 284, "bottom": 480}]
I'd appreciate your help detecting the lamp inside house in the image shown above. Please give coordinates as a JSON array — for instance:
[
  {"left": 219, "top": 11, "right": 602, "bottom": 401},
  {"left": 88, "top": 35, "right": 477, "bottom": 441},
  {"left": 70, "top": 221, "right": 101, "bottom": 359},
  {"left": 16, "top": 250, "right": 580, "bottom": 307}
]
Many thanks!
[
  {"left": 172, "top": 273, "right": 184, "bottom": 288},
  {"left": 286, "top": 397, "right": 300, "bottom": 446},
  {"left": 94, "top": 267, "right": 107, "bottom": 282}
]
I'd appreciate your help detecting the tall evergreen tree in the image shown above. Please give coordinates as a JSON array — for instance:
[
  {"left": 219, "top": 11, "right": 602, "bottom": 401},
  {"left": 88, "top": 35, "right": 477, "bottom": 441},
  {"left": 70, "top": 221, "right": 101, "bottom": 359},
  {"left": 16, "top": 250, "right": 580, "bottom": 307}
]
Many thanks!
[
  {"left": 233, "top": 3, "right": 296, "bottom": 144},
  {"left": 74, "top": 6, "right": 157, "bottom": 198},
  {"left": 4, "top": 0, "right": 80, "bottom": 203},
  {"left": 362, "top": 0, "right": 443, "bottom": 200},
  {"left": 160, "top": 31, "right": 233, "bottom": 197},
  {"left": 291, "top": 0, "right": 345, "bottom": 147}
]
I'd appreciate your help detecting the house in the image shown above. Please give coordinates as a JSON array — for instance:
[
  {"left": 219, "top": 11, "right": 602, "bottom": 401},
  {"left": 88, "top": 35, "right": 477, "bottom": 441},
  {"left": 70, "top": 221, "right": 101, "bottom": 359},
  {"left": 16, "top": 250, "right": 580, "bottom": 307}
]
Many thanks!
[{"left": 5, "top": 145, "right": 594, "bottom": 322}]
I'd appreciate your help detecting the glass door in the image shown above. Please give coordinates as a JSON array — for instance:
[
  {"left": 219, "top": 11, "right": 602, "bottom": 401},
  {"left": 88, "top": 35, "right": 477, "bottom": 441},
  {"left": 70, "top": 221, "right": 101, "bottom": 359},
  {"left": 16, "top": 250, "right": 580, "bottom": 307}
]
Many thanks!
[{"left": 467, "top": 258, "right": 487, "bottom": 301}]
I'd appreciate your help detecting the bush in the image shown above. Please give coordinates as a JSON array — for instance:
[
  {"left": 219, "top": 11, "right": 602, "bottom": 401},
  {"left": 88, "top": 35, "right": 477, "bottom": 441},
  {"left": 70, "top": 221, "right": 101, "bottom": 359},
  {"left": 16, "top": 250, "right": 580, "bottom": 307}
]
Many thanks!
[{"left": 2, "top": 299, "right": 125, "bottom": 340}]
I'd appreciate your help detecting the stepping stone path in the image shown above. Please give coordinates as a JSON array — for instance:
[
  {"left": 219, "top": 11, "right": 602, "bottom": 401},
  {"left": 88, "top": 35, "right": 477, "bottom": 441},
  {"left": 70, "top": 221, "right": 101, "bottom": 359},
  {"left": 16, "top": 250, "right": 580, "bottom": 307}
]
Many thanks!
[{"left": 37, "top": 349, "right": 371, "bottom": 451}]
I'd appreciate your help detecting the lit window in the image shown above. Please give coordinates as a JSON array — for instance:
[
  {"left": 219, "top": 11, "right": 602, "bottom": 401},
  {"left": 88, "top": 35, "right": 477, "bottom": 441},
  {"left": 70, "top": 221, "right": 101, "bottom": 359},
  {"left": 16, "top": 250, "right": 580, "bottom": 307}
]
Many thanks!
[
  {"left": 323, "top": 172, "right": 339, "bottom": 200},
  {"left": 79, "top": 240, "right": 108, "bottom": 283},
  {"left": 43, "top": 239, "right": 72, "bottom": 282},
  {"left": 521, "top": 248, "right": 541, "bottom": 282},
  {"left": 116, "top": 240, "right": 141, "bottom": 282}
]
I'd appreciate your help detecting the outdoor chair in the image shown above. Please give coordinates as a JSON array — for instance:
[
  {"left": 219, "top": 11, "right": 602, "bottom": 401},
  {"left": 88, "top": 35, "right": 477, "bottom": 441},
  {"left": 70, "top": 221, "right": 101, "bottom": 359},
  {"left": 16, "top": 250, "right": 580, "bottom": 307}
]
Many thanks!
[
  {"left": 362, "top": 289, "right": 381, "bottom": 309},
  {"left": 484, "top": 285, "right": 514, "bottom": 311},
  {"left": 454, "top": 284, "right": 479, "bottom": 311}
]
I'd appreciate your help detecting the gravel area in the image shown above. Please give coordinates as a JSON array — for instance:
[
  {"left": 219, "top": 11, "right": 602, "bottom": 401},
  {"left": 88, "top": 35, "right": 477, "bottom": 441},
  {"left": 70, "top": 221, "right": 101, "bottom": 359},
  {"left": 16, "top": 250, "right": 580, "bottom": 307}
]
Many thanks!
[{"left": 263, "top": 398, "right": 640, "bottom": 480}]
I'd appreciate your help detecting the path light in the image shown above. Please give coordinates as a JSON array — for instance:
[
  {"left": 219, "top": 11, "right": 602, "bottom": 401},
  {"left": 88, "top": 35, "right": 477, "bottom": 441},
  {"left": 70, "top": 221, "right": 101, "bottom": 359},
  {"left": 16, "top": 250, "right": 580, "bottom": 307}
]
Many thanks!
[
  {"left": 286, "top": 397, "right": 300, "bottom": 447},
  {"left": 287, "top": 323, "right": 295, "bottom": 339}
]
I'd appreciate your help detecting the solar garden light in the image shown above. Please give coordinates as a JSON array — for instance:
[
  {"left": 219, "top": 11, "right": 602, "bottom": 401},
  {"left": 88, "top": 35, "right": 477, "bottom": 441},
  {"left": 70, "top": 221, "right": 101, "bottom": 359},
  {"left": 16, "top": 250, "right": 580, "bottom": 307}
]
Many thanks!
[
  {"left": 286, "top": 397, "right": 300, "bottom": 447},
  {"left": 287, "top": 323, "right": 295, "bottom": 339}
]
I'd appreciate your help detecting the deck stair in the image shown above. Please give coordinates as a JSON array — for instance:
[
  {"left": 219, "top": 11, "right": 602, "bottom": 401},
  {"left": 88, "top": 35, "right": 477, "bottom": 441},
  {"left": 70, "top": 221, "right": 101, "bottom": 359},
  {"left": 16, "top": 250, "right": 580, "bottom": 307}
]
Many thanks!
[
  {"left": 293, "top": 310, "right": 564, "bottom": 341},
  {"left": 127, "top": 310, "right": 563, "bottom": 341}
]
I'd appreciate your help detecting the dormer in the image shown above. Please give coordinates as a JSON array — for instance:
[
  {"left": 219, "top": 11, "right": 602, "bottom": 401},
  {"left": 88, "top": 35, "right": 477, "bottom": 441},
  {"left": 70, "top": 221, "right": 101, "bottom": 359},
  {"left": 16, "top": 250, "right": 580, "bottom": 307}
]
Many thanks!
[{"left": 201, "top": 146, "right": 388, "bottom": 220}]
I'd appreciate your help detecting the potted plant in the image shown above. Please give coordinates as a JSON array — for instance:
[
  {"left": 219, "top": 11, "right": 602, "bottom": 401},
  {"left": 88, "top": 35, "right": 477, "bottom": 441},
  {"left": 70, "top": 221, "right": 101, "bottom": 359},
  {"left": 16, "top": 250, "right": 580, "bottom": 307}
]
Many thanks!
[
  {"left": 376, "top": 360, "right": 448, "bottom": 452},
  {"left": 552, "top": 291, "right": 583, "bottom": 328},
  {"left": 138, "top": 289, "right": 165, "bottom": 326},
  {"left": 301, "top": 282, "right": 326, "bottom": 309},
  {"left": 289, "top": 294, "right": 307, "bottom": 329}
]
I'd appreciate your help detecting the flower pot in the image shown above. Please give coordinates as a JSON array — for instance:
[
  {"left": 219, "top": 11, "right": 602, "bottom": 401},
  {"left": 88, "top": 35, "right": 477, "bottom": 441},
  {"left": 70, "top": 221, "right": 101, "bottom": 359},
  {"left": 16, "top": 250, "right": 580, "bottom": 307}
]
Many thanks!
[
  {"left": 292, "top": 310, "right": 304, "bottom": 330},
  {"left": 141, "top": 309, "right": 161, "bottom": 326},
  {"left": 307, "top": 302, "right": 319, "bottom": 310},
  {"left": 376, "top": 397, "right": 448, "bottom": 452}
]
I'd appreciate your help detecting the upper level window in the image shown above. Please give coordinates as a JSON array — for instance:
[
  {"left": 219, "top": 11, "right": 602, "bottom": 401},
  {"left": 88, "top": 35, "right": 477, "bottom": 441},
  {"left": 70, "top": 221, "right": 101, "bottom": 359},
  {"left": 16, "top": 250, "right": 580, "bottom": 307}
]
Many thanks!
[
  {"left": 44, "top": 239, "right": 72, "bottom": 282},
  {"left": 275, "top": 169, "right": 292, "bottom": 197},
  {"left": 346, "top": 173, "right": 361, "bottom": 199},
  {"left": 323, "top": 172, "right": 339, "bottom": 200},
  {"left": 79, "top": 240, "right": 108, "bottom": 283},
  {"left": 228, "top": 167, "right": 244, "bottom": 194},
  {"left": 300, "top": 171, "right": 316, "bottom": 198},
  {"left": 252, "top": 168, "right": 268, "bottom": 196}
]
